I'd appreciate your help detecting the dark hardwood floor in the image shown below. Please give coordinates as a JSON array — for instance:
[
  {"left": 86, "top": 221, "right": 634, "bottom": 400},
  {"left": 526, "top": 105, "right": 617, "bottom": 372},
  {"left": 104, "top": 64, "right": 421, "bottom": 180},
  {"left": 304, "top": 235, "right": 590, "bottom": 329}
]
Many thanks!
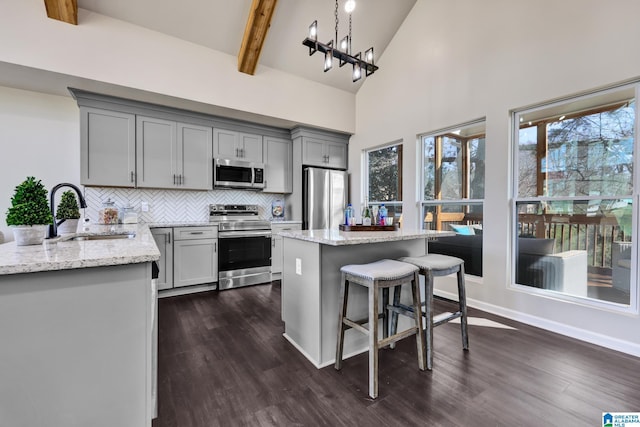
[{"left": 153, "top": 281, "right": 640, "bottom": 427}]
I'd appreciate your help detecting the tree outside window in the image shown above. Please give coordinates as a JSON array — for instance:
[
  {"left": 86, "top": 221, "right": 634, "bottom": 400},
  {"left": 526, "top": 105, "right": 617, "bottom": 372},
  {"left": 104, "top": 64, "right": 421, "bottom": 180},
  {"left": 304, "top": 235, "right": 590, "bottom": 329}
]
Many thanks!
[{"left": 365, "top": 143, "right": 403, "bottom": 223}]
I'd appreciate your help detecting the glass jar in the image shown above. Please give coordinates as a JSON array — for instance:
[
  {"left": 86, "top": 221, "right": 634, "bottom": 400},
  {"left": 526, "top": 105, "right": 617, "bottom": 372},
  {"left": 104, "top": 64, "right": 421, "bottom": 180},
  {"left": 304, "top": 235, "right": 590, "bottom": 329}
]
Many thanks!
[
  {"left": 121, "top": 204, "right": 138, "bottom": 224},
  {"left": 98, "top": 199, "right": 119, "bottom": 224}
]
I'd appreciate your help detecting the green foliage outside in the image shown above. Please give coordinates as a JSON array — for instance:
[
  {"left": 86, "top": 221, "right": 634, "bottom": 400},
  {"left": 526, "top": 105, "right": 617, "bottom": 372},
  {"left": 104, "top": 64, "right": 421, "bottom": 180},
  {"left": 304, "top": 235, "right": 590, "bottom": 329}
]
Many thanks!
[
  {"left": 56, "top": 190, "right": 80, "bottom": 220},
  {"left": 5, "top": 176, "right": 53, "bottom": 226}
]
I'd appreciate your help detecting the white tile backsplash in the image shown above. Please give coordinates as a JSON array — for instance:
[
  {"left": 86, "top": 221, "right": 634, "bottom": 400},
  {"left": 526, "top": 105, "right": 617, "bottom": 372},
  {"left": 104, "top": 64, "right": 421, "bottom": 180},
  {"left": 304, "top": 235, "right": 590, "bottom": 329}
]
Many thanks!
[{"left": 83, "top": 187, "right": 285, "bottom": 223}]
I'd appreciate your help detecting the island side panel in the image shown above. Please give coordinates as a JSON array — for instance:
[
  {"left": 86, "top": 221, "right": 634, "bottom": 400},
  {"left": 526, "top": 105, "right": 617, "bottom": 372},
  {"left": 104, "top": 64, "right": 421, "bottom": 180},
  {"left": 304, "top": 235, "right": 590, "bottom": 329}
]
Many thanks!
[
  {"left": 318, "top": 239, "right": 427, "bottom": 366},
  {"left": 0, "top": 263, "right": 152, "bottom": 427},
  {"left": 282, "top": 237, "right": 322, "bottom": 365}
]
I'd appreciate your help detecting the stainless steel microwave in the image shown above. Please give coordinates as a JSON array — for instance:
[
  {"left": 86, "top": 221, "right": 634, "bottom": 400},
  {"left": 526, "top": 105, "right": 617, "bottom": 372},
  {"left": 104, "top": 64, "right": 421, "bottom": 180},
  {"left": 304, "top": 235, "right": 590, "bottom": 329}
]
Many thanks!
[{"left": 214, "top": 159, "right": 265, "bottom": 190}]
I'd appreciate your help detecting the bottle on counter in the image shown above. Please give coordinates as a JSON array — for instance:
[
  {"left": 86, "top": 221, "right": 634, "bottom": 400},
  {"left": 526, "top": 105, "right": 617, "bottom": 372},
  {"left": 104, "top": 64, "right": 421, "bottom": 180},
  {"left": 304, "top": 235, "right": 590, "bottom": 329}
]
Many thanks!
[
  {"left": 379, "top": 204, "right": 388, "bottom": 225},
  {"left": 344, "top": 203, "right": 355, "bottom": 226},
  {"left": 362, "top": 205, "right": 372, "bottom": 226}
]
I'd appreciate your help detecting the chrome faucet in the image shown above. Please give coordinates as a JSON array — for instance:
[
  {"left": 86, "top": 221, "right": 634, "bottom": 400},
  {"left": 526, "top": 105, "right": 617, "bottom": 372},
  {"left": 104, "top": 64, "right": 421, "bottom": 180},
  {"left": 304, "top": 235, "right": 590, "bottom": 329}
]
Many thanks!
[{"left": 49, "top": 183, "right": 88, "bottom": 238}]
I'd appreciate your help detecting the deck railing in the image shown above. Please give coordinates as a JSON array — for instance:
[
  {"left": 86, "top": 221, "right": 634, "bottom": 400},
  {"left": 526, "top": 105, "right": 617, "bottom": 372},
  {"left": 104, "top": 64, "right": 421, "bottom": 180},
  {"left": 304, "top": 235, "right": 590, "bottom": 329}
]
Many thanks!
[{"left": 424, "top": 212, "right": 630, "bottom": 273}]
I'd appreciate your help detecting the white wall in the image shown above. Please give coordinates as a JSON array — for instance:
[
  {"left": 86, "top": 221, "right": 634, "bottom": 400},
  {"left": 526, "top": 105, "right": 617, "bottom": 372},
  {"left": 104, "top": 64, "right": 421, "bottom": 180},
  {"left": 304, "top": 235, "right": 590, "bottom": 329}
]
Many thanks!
[
  {"left": 0, "top": 86, "right": 80, "bottom": 242},
  {"left": 0, "top": 0, "right": 354, "bottom": 134},
  {"left": 352, "top": 0, "right": 640, "bottom": 354}
]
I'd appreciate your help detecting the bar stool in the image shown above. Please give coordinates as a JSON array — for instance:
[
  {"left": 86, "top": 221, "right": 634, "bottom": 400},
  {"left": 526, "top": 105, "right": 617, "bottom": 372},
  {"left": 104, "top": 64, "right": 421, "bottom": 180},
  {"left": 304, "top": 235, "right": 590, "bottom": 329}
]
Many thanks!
[
  {"left": 392, "top": 254, "right": 469, "bottom": 370},
  {"left": 335, "top": 259, "right": 427, "bottom": 399}
]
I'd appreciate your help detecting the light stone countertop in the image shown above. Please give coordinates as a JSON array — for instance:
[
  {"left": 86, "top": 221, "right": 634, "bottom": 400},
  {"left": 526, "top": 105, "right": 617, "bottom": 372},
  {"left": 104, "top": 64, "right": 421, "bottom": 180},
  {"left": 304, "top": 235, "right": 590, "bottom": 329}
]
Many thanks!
[
  {"left": 278, "top": 228, "right": 455, "bottom": 246},
  {"left": 0, "top": 223, "right": 160, "bottom": 276}
]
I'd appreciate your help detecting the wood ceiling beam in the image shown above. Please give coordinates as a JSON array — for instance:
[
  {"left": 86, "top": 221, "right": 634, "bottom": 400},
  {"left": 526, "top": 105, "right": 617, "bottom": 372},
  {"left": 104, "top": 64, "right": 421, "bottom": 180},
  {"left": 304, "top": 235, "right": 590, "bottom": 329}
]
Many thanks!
[
  {"left": 44, "top": 0, "right": 78, "bottom": 25},
  {"left": 238, "top": 0, "right": 278, "bottom": 75}
]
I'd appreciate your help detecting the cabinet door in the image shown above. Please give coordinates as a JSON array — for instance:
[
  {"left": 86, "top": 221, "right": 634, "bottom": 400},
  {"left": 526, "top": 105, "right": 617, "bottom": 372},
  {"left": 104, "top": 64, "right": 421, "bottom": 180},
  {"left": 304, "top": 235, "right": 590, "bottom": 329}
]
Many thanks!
[
  {"left": 151, "top": 228, "right": 174, "bottom": 290},
  {"left": 326, "top": 142, "right": 348, "bottom": 169},
  {"left": 213, "top": 128, "right": 239, "bottom": 159},
  {"left": 302, "top": 137, "right": 327, "bottom": 167},
  {"left": 239, "top": 133, "right": 263, "bottom": 163},
  {"left": 136, "top": 116, "right": 177, "bottom": 188},
  {"left": 173, "top": 239, "right": 218, "bottom": 288},
  {"left": 271, "top": 235, "right": 283, "bottom": 274},
  {"left": 178, "top": 123, "right": 213, "bottom": 190},
  {"left": 81, "top": 107, "right": 136, "bottom": 187},
  {"left": 263, "top": 136, "right": 292, "bottom": 193}
]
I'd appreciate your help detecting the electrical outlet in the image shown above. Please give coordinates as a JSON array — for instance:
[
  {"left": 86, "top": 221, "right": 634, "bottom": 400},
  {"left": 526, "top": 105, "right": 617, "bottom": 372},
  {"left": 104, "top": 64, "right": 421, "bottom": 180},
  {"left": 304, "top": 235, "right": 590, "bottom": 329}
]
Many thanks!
[
  {"left": 141, "top": 201, "right": 149, "bottom": 212},
  {"left": 295, "top": 258, "right": 302, "bottom": 275}
]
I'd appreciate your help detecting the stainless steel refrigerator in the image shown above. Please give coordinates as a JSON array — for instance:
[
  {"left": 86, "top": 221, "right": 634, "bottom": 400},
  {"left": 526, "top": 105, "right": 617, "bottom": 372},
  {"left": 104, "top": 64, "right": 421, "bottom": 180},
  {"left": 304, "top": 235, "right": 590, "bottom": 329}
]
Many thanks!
[{"left": 303, "top": 167, "right": 348, "bottom": 230}]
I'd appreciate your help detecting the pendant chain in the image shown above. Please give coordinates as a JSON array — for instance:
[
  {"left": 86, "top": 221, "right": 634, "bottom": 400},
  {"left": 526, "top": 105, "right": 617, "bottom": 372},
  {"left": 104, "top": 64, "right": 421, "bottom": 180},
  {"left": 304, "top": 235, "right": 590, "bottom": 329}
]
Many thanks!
[{"left": 334, "top": 0, "right": 339, "bottom": 46}]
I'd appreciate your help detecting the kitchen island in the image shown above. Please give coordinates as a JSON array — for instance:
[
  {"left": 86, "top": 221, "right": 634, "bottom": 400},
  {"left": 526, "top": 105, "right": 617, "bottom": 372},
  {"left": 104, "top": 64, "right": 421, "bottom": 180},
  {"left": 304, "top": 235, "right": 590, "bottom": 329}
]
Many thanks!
[
  {"left": 279, "top": 228, "right": 453, "bottom": 368},
  {"left": 0, "top": 224, "right": 159, "bottom": 427}
]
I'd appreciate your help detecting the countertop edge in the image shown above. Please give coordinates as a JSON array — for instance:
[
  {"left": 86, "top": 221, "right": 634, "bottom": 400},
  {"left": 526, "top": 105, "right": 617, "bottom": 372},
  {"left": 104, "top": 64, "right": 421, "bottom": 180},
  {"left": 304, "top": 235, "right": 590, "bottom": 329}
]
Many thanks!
[{"left": 0, "top": 223, "right": 160, "bottom": 276}]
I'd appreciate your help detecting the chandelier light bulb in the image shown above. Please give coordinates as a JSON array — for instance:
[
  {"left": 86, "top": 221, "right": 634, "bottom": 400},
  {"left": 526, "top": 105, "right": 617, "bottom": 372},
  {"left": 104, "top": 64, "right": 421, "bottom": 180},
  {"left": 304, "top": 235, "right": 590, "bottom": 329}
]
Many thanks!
[{"left": 344, "top": 0, "right": 356, "bottom": 14}]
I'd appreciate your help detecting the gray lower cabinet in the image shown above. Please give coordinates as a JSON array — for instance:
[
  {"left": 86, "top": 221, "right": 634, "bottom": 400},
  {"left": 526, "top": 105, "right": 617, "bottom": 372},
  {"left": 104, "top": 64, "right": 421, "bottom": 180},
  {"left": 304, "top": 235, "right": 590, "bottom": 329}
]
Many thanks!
[
  {"left": 214, "top": 128, "right": 263, "bottom": 163},
  {"left": 137, "top": 116, "right": 213, "bottom": 190},
  {"left": 263, "top": 136, "right": 293, "bottom": 193},
  {"left": 271, "top": 223, "right": 302, "bottom": 276},
  {"left": 151, "top": 228, "right": 173, "bottom": 290},
  {"left": 173, "top": 226, "right": 218, "bottom": 288},
  {"left": 80, "top": 107, "right": 136, "bottom": 187}
]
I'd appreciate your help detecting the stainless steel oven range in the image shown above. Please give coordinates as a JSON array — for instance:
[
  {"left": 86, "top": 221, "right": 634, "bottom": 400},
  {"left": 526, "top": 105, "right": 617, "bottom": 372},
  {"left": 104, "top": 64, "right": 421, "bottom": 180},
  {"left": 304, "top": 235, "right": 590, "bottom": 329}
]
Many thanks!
[{"left": 210, "top": 204, "right": 272, "bottom": 290}]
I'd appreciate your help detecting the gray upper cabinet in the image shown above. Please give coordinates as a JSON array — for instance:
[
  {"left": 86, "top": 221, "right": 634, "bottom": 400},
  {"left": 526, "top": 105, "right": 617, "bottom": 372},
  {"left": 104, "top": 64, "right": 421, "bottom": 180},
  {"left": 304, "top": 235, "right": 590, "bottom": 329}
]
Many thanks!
[
  {"left": 136, "top": 116, "right": 176, "bottom": 189},
  {"left": 137, "top": 116, "right": 213, "bottom": 190},
  {"left": 80, "top": 107, "right": 136, "bottom": 187},
  {"left": 177, "top": 123, "right": 213, "bottom": 190},
  {"left": 263, "top": 136, "right": 293, "bottom": 193},
  {"left": 302, "top": 136, "right": 348, "bottom": 169},
  {"left": 214, "top": 128, "right": 263, "bottom": 163}
]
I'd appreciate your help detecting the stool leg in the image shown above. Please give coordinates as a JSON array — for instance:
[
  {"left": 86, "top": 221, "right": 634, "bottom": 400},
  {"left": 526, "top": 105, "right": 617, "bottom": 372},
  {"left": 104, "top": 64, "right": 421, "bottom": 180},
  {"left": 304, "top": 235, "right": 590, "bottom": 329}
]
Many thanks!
[
  {"left": 411, "top": 271, "right": 427, "bottom": 371},
  {"left": 457, "top": 264, "right": 469, "bottom": 351},
  {"left": 368, "top": 282, "right": 379, "bottom": 399},
  {"left": 382, "top": 287, "right": 389, "bottom": 341},
  {"left": 335, "top": 274, "right": 349, "bottom": 370},
  {"left": 389, "top": 284, "right": 402, "bottom": 349},
  {"left": 424, "top": 269, "right": 434, "bottom": 370}
]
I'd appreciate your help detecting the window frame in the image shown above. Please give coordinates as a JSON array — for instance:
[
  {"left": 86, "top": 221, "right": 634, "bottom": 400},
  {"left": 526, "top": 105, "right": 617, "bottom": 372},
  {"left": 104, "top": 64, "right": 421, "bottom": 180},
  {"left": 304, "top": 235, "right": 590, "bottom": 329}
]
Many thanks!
[
  {"left": 363, "top": 140, "right": 403, "bottom": 214},
  {"left": 419, "top": 119, "right": 486, "bottom": 277},
  {"left": 511, "top": 82, "right": 639, "bottom": 313}
]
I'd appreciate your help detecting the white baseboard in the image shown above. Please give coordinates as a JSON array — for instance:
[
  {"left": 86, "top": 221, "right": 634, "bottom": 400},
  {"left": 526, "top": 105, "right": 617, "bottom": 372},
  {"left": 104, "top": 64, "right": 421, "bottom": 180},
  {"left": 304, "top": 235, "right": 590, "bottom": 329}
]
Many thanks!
[
  {"left": 435, "top": 289, "right": 640, "bottom": 357},
  {"left": 282, "top": 333, "right": 368, "bottom": 369}
]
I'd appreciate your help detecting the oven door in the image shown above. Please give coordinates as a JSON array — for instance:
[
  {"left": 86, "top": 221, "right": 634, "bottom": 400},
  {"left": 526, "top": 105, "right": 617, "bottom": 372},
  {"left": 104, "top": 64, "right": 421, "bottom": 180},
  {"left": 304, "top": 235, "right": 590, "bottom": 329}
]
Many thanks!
[{"left": 218, "top": 231, "right": 272, "bottom": 289}]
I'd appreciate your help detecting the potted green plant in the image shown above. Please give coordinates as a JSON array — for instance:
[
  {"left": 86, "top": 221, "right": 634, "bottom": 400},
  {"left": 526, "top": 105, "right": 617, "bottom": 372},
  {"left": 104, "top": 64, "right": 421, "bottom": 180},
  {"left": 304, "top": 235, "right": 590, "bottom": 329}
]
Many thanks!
[
  {"left": 55, "top": 190, "right": 81, "bottom": 235},
  {"left": 5, "top": 176, "right": 53, "bottom": 245}
]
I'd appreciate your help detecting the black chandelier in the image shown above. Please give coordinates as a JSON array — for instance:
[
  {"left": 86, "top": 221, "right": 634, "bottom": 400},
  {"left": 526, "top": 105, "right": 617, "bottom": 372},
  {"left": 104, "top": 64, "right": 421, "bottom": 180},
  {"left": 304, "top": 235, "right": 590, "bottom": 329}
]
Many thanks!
[{"left": 302, "top": 0, "right": 378, "bottom": 82}]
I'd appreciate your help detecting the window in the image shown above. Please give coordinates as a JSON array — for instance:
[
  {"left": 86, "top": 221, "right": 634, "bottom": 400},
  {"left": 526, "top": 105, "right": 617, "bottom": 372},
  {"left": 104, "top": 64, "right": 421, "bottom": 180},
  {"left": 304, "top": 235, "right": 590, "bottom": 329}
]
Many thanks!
[
  {"left": 513, "top": 84, "right": 636, "bottom": 309},
  {"left": 420, "top": 120, "right": 486, "bottom": 276},
  {"left": 364, "top": 143, "right": 403, "bottom": 223}
]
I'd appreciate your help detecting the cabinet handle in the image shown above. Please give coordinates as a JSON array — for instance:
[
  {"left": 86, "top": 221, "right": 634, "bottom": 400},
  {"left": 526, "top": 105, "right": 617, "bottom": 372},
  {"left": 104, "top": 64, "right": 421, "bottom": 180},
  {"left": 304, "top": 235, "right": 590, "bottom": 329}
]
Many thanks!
[
  {"left": 179, "top": 174, "right": 183, "bottom": 185},
  {"left": 214, "top": 242, "right": 217, "bottom": 252},
  {"left": 190, "top": 231, "right": 204, "bottom": 235},
  {"left": 235, "top": 148, "right": 239, "bottom": 157},
  {"left": 173, "top": 174, "right": 176, "bottom": 185},
  {"left": 130, "top": 171, "right": 135, "bottom": 183},
  {"left": 167, "top": 232, "right": 171, "bottom": 244}
]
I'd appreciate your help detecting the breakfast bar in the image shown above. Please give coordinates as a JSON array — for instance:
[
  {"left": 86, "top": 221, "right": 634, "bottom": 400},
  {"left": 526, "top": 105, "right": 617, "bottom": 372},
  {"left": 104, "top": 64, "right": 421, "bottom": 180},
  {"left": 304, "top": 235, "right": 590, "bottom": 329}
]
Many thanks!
[{"left": 279, "top": 228, "right": 453, "bottom": 368}]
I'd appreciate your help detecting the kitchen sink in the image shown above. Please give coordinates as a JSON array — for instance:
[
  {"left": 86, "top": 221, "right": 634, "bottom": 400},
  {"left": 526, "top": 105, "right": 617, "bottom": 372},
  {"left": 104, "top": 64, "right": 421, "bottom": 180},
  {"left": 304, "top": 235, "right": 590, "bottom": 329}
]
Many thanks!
[{"left": 68, "top": 234, "right": 136, "bottom": 241}]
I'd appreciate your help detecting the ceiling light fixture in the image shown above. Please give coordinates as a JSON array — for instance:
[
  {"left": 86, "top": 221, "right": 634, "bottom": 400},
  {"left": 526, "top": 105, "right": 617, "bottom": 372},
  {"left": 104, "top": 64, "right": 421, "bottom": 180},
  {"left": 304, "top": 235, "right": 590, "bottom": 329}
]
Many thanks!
[{"left": 303, "top": 0, "right": 378, "bottom": 82}]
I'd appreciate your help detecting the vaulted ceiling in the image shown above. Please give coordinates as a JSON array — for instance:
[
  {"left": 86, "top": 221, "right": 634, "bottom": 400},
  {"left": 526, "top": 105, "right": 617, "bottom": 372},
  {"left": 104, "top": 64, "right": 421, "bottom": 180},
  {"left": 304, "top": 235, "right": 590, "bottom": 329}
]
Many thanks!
[{"left": 70, "top": 0, "right": 417, "bottom": 94}]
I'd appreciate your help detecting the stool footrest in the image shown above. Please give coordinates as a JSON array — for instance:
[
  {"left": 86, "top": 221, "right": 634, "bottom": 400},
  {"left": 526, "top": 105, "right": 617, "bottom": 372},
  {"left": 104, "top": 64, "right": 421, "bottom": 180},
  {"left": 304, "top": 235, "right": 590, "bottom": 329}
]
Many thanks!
[
  {"left": 387, "top": 303, "right": 417, "bottom": 319},
  {"left": 342, "top": 317, "right": 369, "bottom": 335},
  {"left": 433, "top": 311, "right": 462, "bottom": 327},
  {"left": 379, "top": 328, "right": 417, "bottom": 348}
]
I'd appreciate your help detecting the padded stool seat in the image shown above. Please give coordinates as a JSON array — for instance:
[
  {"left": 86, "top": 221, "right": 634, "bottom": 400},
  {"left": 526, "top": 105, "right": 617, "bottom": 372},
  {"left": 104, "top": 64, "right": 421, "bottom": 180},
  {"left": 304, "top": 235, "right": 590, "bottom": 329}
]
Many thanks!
[
  {"left": 335, "top": 259, "right": 426, "bottom": 399},
  {"left": 394, "top": 254, "right": 469, "bottom": 370}
]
